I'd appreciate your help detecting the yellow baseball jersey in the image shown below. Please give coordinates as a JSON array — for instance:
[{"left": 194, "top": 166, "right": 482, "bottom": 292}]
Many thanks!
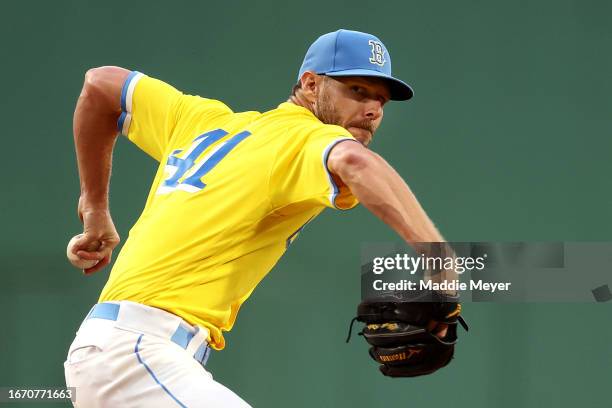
[{"left": 99, "top": 71, "right": 359, "bottom": 349}]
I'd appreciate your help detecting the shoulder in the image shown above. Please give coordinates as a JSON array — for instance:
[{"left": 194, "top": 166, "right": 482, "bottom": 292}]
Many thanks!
[
  {"left": 175, "top": 94, "right": 235, "bottom": 123},
  {"left": 178, "top": 91, "right": 233, "bottom": 111}
]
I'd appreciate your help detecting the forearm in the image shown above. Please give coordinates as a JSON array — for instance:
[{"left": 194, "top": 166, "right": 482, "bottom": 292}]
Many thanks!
[
  {"left": 73, "top": 69, "right": 123, "bottom": 211},
  {"left": 343, "top": 153, "right": 459, "bottom": 290}
]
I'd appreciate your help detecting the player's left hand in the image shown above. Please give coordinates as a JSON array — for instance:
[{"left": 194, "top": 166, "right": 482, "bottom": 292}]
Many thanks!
[{"left": 76, "top": 200, "right": 120, "bottom": 275}]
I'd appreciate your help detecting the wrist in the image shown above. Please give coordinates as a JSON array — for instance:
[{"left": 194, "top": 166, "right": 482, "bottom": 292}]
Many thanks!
[
  {"left": 79, "top": 190, "right": 108, "bottom": 203},
  {"left": 78, "top": 194, "right": 109, "bottom": 216}
]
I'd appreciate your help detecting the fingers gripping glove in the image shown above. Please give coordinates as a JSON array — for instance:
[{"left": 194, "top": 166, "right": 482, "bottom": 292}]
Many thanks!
[{"left": 346, "top": 291, "right": 469, "bottom": 377}]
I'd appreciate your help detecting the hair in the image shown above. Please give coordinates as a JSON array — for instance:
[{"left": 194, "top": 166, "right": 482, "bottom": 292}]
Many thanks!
[{"left": 290, "top": 82, "right": 301, "bottom": 97}]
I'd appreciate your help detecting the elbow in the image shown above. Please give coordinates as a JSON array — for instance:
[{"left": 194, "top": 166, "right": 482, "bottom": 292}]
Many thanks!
[
  {"left": 81, "top": 66, "right": 130, "bottom": 111},
  {"left": 83, "top": 66, "right": 113, "bottom": 93},
  {"left": 84, "top": 67, "right": 105, "bottom": 85},
  {"left": 84, "top": 66, "right": 122, "bottom": 84}
]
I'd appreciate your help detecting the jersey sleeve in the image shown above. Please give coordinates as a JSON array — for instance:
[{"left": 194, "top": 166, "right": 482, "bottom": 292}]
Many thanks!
[
  {"left": 270, "top": 125, "right": 360, "bottom": 211},
  {"left": 117, "top": 71, "right": 233, "bottom": 161}
]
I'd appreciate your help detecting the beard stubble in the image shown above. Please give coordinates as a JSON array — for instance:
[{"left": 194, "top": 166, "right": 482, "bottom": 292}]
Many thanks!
[{"left": 314, "top": 85, "right": 375, "bottom": 135}]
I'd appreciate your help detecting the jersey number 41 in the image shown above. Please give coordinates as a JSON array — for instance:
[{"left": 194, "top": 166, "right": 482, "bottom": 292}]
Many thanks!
[{"left": 156, "top": 128, "right": 251, "bottom": 195}]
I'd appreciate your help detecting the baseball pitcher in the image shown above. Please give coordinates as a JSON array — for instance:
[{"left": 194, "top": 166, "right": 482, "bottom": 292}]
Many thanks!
[{"left": 65, "top": 29, "right": 466, "bottom": 407}]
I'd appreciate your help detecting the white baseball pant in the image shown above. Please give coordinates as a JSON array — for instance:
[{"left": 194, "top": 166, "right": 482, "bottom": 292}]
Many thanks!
[{"left": 64, "top": 301, "right": 251, "bottom": 408}]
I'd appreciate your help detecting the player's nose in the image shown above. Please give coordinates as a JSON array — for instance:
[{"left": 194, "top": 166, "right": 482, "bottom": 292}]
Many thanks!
[{"left": 364, "top": 99, "right": 383, "bottom": 122}]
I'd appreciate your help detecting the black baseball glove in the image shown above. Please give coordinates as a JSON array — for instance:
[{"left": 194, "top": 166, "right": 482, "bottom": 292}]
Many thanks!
[{"left": 346, "top": 290, "right": 469, "bottom": 377}]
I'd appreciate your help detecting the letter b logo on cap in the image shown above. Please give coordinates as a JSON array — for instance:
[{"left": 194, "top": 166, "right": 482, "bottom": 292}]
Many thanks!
[{"left": 368, "top": 40, "right": 386, "bottom": 67}]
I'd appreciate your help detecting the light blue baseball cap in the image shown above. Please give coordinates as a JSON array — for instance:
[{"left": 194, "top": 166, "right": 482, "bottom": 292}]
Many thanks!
[{"left": 298, "top": 29, "right": 414, "bottom": 101}]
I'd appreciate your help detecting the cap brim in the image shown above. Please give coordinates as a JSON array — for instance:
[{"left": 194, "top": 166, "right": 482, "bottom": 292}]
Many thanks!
[{"left": 325, "top": 69, "right": 414, "bottom": 101}]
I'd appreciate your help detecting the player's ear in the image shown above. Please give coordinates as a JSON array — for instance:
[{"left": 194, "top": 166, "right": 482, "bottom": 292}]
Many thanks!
[{"left": 299, "top": 71, "right": 319, "bottom": 104}]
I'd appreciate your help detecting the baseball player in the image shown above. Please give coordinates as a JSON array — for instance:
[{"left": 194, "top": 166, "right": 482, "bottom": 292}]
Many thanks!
[{"left": 65, "top": 29, "right": 458, "bottom": 407}]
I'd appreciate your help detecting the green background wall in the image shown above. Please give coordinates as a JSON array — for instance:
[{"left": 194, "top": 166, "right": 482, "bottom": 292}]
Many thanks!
[{"left": 1, "top": 1, "right": 610, "bottom": 407}]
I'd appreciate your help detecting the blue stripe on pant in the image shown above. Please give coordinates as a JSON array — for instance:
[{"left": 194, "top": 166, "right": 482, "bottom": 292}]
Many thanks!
[{"left": 134, "top": 334, "right": 189, "bottom": 408}]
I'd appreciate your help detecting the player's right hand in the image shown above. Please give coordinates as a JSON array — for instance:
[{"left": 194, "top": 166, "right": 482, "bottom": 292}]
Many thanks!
[{"left": 75, "top": 207, "right": 120, "bottom": 275}]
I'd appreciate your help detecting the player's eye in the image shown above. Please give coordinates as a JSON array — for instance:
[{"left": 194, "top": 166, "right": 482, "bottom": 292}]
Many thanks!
[{"left": 350, "top": 86, "right": 366, "bottom": 96}]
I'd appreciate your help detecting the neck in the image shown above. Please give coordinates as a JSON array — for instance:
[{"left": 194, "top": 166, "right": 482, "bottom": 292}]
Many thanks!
[{"left": 287, "top": 92, "right": 314, "bottom": 114}]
